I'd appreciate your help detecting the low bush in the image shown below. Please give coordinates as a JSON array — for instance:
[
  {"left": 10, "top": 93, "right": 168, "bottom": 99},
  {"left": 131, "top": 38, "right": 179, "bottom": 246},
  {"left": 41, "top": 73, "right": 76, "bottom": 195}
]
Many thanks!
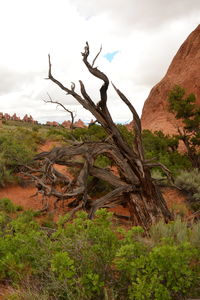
[
  {"left": 0, "top": 206, "right": 199, "bottom": 299},
  {"left": 0, "top": 128, "right": 41, "bottom": 186},
  {"left": 0, "top": 198, "right": 22, "bottom": 213},
  {"left": 142, "top": 130, "right": 191, "bottom": 175},
  {"left": 175, "top": 169, "right": 200, "bottom": 211},
  {"left": 47, "top": 124, "right": 107, "bottom": 142}
]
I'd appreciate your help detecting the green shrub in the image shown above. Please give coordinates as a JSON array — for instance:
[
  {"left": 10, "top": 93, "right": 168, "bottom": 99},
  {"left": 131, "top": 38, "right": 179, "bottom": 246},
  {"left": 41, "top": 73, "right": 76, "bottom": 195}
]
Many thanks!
[
  {"left": 142, "top": 130, "right": 191, "bottom": 175},
  {"left": 167, "top": 85, "right": 200, "bottom": 169},
  {"left": 175, "top": 169, "right": 200, "bottom": 198},
  {"left": 47, "top": 124, "right": 107, "bottom": 143},
  {"left": 0, "top": 198, "right": 22, "bottom": 213},
  {"left": 127, "top": 243, "right": 197, "bottom": 300},
  {"left": 0, "top": 128, "right": 41, "bottom": 186},
  {"left": 175, "top": 169, "right": 200, "bottom": 211},
  {"left": 0, "top": 209, "right": 199, "bottom": 299},
  {"left": 40, "top": 212, "right": 56, "bottom": 229},
  {"left": 117, "top": 124, "right": 134, "bottom": 146}
]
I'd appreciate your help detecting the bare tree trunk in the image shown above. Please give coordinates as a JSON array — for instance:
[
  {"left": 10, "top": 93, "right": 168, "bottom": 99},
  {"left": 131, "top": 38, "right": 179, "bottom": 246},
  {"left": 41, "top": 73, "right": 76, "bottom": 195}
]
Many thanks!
[
  {"left": 27, "top": 43, "right": 172, "bottom": 229},
  {"left": 128, "top": 181, "right": 171, "bottom": 229}
]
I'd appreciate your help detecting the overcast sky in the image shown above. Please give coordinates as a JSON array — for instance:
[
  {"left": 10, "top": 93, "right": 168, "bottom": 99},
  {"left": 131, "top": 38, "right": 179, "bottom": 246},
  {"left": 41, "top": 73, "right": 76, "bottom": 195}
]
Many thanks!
[{"left": 0, "top": 0, "right": 200, "bottom": 124}]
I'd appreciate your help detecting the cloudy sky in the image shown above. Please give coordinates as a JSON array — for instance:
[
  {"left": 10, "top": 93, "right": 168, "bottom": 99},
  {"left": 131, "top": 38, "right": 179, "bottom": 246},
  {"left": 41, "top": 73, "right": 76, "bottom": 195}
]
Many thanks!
[{"left": 0, "top": 0, "right": 200, "bottom": 124}]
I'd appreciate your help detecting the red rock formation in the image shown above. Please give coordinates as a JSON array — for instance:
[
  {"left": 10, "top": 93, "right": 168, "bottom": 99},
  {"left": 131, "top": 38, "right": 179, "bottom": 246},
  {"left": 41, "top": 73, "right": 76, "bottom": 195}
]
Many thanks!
[
  {"left": 46, "top": 121, "right": 59, "bottom": 127},
  {"left": 22, "top": 114, "right": 37, "bottom": 123},
  {"left": 62, "top": 119, "right": 86, "bottom": 128},
  {"left": 11, "top": 113, "right": 20, "bottom": 121},
  {"left": 74, "top": 119, "right": 86, "bottom": 128},
  {"left": 126, "top": 120, "right": 134, "bottom": 132},
  {"left": 23, "top": 114, "right": 29, "bottom": 122},
  {"left": 62, "top": 120, "right": 71, "bottom": 128},
  {"left": 141, "top": 24, "right": 200, "bottom": 134},
  {"left": 52, "top": 121, "right": 59, "bottom": 127},
  {"left": 29, "top": 115, "right": 33, "bottom": 122},
  {"left": 0, "top": 112, "right": 39, "bottom": 123},
  {"left": 4, "top": 113, "right": 11, "bottom": 120}
]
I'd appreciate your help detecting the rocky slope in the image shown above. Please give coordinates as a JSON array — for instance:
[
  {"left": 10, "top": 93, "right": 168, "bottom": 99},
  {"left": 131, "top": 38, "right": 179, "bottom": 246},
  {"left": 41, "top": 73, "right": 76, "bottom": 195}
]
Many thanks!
[{"left": 141, "top": 24, "right": 200, "bottom": 134}]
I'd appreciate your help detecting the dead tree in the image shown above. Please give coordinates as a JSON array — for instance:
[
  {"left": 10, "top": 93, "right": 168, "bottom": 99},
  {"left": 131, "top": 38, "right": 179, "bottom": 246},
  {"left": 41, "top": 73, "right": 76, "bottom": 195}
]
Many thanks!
[
  {"left": 44, "top": 93, "right": 75, "bottom": 129},
  {"left": 30, "top": 43, "right": 172, "bottom": 229}
]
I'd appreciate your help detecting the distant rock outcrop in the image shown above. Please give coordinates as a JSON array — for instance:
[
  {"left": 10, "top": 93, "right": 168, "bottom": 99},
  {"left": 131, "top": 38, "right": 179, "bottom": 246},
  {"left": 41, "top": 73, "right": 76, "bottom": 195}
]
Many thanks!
[
  {"left": 46, "top": 121, "right": 59, "bottom": 127},
  {"left": 0, "top": 111, "right": 86, "bottom": 128},
  {"left": 74, "top": 119, "right": 86, "bottom": 128},
  {"left": 62, "top": 120, "right": 71, "bottom": 128},
  {"left": 46, "top": 119, "right": 86, "bottom": 128},
  {"left": 4, "top": 113, "right": 11, "bottom": 120},
  {"left": 141, "top": 24, "right": 200, "bottom": 134},
  {"left": 23, "top": 114, "right": 35, "bottom": 123},
  {"left": 0, "top": 112, "right": 37, "bottom": 124},
  {"left": 12, "top": 113, "right": 20, "bottom": 121}
]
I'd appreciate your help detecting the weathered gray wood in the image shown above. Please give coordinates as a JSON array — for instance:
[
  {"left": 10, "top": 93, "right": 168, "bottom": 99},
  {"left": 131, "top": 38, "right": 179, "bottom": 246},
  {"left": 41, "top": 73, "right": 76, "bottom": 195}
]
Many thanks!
[{"left": 27, "top": 43, "right": 173, "bottom": 229}]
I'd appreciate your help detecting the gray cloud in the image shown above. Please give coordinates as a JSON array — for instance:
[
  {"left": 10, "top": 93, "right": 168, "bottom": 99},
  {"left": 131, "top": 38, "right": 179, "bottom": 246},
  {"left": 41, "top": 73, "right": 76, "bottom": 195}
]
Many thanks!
[
  {"left": 0, "top": 0, "right": 199, "bottom": 123},
  {"left": 0, "top": 67, "right": 45, "bottom": 95},
  {"left": 72, "top": 0, "right": 200, "bottom": 29}
]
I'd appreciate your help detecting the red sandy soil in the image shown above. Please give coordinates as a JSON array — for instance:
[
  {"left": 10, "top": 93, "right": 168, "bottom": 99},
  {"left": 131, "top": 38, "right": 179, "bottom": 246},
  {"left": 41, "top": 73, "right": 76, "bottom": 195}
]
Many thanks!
[
  {"left": 0, "top": 141, "right": 67, "bottom": 212},
  {"left": 0, "top": 187, "right": 190, "bottom": 299},
  {"left": 39, "top": 139, "right": 62, "bottom": 152},
  {"left": 0, "top": 185, "right": 41, "bottom": 211},
  {"left": 0, "top": 141, "right": 190, "bottom": 300},
  {"left": 162, "top": 187, "right": 191, "bottom": 217},
  {"left": 0, "top": 141, "right": 190, "bottom": 219}
]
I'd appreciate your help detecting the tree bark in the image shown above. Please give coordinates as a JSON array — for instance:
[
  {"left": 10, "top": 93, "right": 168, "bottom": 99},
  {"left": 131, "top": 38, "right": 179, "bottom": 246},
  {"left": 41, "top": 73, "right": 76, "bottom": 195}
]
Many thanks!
[{"left": 28, "top": 43, "right": 173, "bottom": 229}]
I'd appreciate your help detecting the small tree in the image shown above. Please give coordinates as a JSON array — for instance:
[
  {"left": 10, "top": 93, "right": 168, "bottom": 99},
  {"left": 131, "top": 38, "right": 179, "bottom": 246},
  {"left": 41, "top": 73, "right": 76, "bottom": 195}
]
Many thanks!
[
  {"left": 29, "top": 43, "right": 172, "bottom": 229},
  {"left": 167, "top": 85, "right": 200, "bottom": 169}
]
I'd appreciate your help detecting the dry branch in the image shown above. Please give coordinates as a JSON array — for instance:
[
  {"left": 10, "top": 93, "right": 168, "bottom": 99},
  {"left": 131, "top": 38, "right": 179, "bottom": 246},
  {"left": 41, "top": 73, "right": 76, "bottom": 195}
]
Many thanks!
[
  {"left": 44, "top": 93, "right": 75, "bottom": 128},
  {"left": 28, "top": 43, "right": 172, "bottom": 229}
]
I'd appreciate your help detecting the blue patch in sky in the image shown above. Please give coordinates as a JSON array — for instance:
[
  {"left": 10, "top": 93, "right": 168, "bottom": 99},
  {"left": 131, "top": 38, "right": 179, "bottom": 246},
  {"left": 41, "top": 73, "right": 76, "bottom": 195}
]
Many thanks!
[{"left": 104, "top": 50, "right": 119, "bottom": 62}]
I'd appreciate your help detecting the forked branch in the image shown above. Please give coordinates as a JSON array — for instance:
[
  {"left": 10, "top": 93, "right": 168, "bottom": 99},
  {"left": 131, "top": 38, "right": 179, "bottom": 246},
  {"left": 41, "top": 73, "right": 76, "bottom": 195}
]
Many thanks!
[
  {"left": 27, "top": 43, "right": 173, "bottom": 228},
  {"left": 82, "top": 42, "right": 109, "bottom": 110},
  {"left": 44, "top": 93, "right": 75, "bottom": 128}
]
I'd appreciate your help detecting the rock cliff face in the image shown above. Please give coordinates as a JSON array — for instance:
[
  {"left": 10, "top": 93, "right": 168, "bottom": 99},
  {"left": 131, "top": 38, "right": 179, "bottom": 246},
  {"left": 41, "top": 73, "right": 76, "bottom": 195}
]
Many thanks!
[{"left": 141, "top": 24, "right": 200, "bottom": 134}]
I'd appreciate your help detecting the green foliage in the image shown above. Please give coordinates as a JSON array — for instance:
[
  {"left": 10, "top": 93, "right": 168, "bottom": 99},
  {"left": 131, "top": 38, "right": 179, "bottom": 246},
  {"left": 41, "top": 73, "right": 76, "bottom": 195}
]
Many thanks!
[
  {"left": 40, "top": 212, "right": 56, "bottom": 229},
  {"left": 168, "top": 85, "right": 197, "bottom": 122},
  {"left": 70, "top": 124, "right": 107, "bottom": 141},
  {"left": 47, "top": 123, "right": 134, "bottom": 146},
  {"left": 167, "top": 85, "right": 200, "bottom": 168},
  {"left": 175, "top": 169, "right": 200, "bottom": 211},
  {"left": 0, "top": 206, "right": 199, "bottom": 299},
  {"left": 175, "top": 169, "right": 200, "bottom": 198},
  {"left": 47, "top": 124, "right": 107, "bottom": 142},
  {"left": 142, "top": 129, "right": 191, "bottom": 174},
  {"left": 116, "top": 219, "right": 200, "bottom": 300},
  {"left": 117, "top": 124, "right": 134, "bottom": 146},
  {"left": 143, "top": 130, "right": 179, "bottom": 154},
  {"left": 51, "top": 252, "right": 75, "bottom": 281},
  {"left": 0, "top": 127, "right": 42, "bottom": 186},
  {"left": 150, "top": 219, "right": 200, "bottom": 257},
  {"left": 94, "top": 155, "right": 112, "bottom": 168},
  {"left": 127, "top": 243, "right": 196, "bottom": 300},
  {"left": 0, "top": 198, "right": 22, "bottom": 213},
  {"left": 0, "top": 210, "right": 49, "bottom": 282},
  {"left": 53, "top": 209, "right": 118, "bottom": 298}
]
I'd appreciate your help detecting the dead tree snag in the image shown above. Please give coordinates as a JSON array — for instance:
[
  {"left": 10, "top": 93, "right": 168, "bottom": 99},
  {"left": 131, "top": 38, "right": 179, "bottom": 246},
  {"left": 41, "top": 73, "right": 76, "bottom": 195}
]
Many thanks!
[
  {"left": 30, "top": 43, "right": 172, "bottom": 229},
  {"left": 44, "top": 93, "right": 75, "bottom": 129}
]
